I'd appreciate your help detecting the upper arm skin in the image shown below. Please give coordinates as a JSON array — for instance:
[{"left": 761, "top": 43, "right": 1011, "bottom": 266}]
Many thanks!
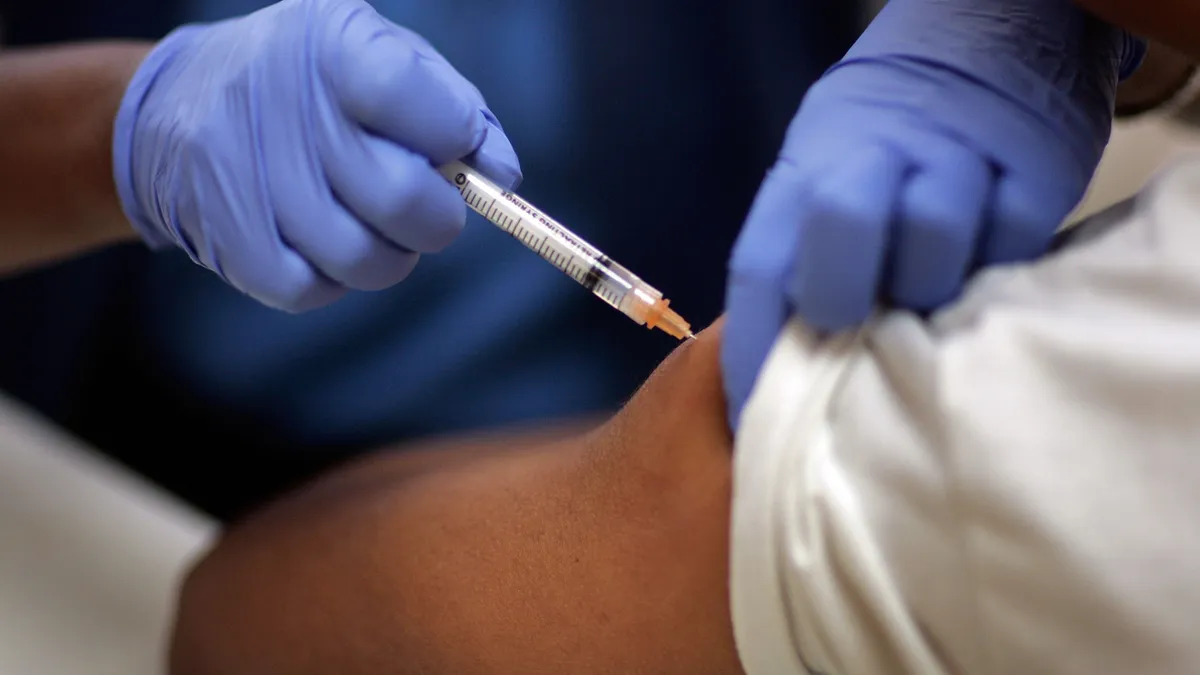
[
  {"left": 1073, "top": 0, "right": 1200, "bottom": 58},
  {"left": 0, "top": 44, "right": 145, "bottom": 275},
  {"left": 169, "top": 321, "right": 745, "bottom": 675}
]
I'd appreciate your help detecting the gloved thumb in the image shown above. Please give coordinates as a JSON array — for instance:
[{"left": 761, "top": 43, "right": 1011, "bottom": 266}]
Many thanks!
[
  {"left": 395, "top": 27, "right": 523, "bottom": 190},
  {"left": 469, "top": 113, "right": 524, "bottom": 191},
  {"left": 322, "top": 0, "right": 487, "bottom": 164}
]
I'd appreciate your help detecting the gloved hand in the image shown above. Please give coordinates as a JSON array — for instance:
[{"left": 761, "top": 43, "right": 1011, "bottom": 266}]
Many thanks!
[
  {"left": 723, "top": 0, "right": 1144, "bottom": 424},
  {"left": 113, "top": 0, "right": 521, "bottom": 312}
]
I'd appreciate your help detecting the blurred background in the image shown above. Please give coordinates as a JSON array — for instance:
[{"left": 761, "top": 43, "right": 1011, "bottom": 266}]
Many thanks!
[{"left": 1, "top": 0, "right": 1198, "bottom": 673}]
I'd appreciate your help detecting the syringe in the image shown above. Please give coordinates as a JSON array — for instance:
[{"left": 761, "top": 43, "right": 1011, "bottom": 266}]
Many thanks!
[{"left": 438, "top": 161, "right": 694, "bottom": 340}]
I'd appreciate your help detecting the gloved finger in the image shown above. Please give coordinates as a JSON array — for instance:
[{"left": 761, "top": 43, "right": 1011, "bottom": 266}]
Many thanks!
[
  {"left": 229, "top": 248, "right": 348, "bottom": 313},
  {"left": 181, "top": 167, "right": 347, "bottom": 312},
  {"left": 253, "top": 81, "right": 423, "bottom": 292},
  {"left": 386, "top": 28, "right": 522, "bottom": 190},
  {"left": 274, "top": 187, "right": 421, "bottom": 292},
  {"left": 723, "top": 161, "right": 809, "bottom": 427},
  {"left": 786, "top": 144, "right": 909, "bottom": 331},
  {"left": 723, "top": 278, "right": 790, "bottom": 430},
  {"left": 324, "top": 5, "right": 485, "bottom": 164},
  {"left": 393, "top": 23, "right": 489, "bottom": 109},
  {"left": 323, "top": 131, "right": 468, "bottom": 254},
  {"left": 888, "top": 136, "right": 993, "bottom": 311},
  {"left": 465, "top": 114, "right": 524, "bottom": 191},
  {"left": 979, "top": 171, "right": 1075, "bottom": 266}
]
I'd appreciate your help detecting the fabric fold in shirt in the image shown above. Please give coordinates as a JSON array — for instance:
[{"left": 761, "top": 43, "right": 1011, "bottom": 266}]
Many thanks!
[{"left": 731, "top": 156, "right": 1200, "bottom": 675}]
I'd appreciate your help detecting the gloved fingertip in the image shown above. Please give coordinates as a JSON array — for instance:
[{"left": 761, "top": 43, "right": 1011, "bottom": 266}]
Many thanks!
[
  {"left": 888, "top": 148, "right": 990, "bottom": 312},
  {"left": 790, "top": 261, "right": 874, "bottom": 331},
  {"left": 981, "top": 176, "right": 1065, "bottom": 266},
  {"left": 331, "top": 31, "right": 483, "bottom": 163},
  {"left": 466, "top": 115, "right": 524, "bottom": 191},
  {"left": 786, "top": 245, "right": 883, "bottom": 332},
  {"left": 254, "top": 280, "right": 348, "bottom": 314},
  {"left": 726, "top": 398, "right": 747, "bottom": 432},
  {"left": 481, "top": 108, "right": 508, "bottom": 134},
  {"left": 783, "top": 143, "right": 907, "bottom": 333},
  {"left": 722, "top": 279, "right": 788, "bottom": 431},
  {"left": 890, "top": 281, "right": 964, "bottom": 315},
  {"left": 793, "top": 299, "right": 867, "bottom": 333}
]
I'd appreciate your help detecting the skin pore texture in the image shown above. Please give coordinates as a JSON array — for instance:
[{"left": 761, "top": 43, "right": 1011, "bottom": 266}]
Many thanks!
[{"left": 169, "top": 320, "right": 746, "bottom": 675}]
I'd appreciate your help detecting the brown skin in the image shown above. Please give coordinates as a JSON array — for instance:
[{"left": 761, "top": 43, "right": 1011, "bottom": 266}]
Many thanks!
[
  {"left": 1116, "top": 40, "right": 1197, "bottom": 114},
  {"left": 169, "top": 320, "right": 745, "bottom": 675},
  {"left": 1079, "top": 2, "right": 1200, "bottom": 114},
  {"left": 1074, "top": 0, "right": 1200, "bottom": 60},
  {"left": 0, "top": 43, "right": 147, "bottom": 275}
]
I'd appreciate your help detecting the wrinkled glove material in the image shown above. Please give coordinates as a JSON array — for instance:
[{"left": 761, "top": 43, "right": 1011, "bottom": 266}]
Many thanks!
[
  {"left": 723, "top": 0, "right": 1142, "bottom": 425},
  {"left": 114, "top": 0, "right": 522, "bottom": 312}
]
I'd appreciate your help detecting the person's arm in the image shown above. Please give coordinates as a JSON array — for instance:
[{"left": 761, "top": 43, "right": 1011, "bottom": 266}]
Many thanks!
[
  {"left": 168, "top": 321, "right": 745, "bottom": 675},
  {"left": 1073, "top": 0, "right": 1200, "bottom": 60},
  {"left": 1114, "top": 40, "right": 1197, "bottom": 117},
  {"left": 0, "top": 43, "right": 148, "bottom": 275}
]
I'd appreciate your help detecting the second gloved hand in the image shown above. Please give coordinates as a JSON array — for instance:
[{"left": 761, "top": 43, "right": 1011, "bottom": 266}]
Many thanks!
[
  {"left": 723, "top": 0, "right": 1143, "bottom": 424},
  {"left": 113, "top": 0, "right": 521, "bottom": 311}
]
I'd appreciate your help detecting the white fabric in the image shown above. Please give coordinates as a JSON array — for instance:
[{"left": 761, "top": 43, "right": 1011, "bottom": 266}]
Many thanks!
[
  {"left": 730, "top": 157, "right": 1200, "bottom": 675},
  {"left": 0, "top": 393, "right": 217, "bottom": 675}
]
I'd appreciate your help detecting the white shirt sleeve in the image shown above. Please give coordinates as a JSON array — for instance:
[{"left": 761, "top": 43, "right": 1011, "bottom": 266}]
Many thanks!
[{"left": 730, "top": 156, "right": 1200, "bottom": 675}]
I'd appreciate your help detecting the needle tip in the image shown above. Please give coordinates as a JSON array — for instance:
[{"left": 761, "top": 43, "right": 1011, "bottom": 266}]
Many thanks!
[{"left": 646, "top": 300, "right": 694, "bottom": 340}]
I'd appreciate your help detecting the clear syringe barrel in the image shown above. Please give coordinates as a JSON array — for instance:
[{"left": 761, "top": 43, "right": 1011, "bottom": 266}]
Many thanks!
[{"left": 438, "top": 161, "right": 691, "bottom": 340}]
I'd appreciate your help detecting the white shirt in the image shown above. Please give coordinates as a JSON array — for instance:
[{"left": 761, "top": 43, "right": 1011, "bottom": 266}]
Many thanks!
[{"left": 730, "top": 157, "right": 1200, "bottom": 675}]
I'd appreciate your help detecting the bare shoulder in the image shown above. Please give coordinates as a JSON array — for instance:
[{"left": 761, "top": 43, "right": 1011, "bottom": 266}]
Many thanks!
[{"left": 170, "top": 323, "right": 742, "bottom": 675}]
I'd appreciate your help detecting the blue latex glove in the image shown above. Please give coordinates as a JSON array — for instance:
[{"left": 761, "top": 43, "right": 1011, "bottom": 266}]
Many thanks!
[
  {"left": 723, "top": 0, "right": 1144, "bottom": 424},
  {"left": 113, "top": 0, "right": 521, "bottom": 312}
]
